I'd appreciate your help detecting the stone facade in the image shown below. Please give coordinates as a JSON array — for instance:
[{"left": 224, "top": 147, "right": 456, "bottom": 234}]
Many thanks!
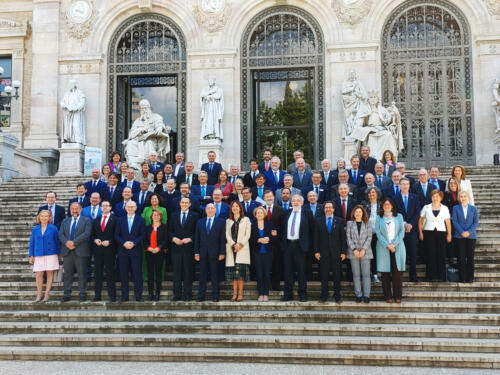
[{"left": 0, "top": 0, "right": 499, "bottom": 174}]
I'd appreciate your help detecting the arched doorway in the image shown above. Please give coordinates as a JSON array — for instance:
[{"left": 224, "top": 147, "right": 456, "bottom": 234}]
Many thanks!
[
  {"left": 107, "top": 13, "right": 187, "bottom": 161},
  {"left": 240, "top": 6, "right": 325, "bottom": 168}
]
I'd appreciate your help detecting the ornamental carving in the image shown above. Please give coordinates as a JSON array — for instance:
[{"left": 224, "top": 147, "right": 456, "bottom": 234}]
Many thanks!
[
  {"left": 192, "top": 0, "right": 231, "bottom": 33},
  {"left": 332, "top": 0, "right": 373, "bottom": 26},
  {"left": 486, "top": 0, "right": 500, "bottom": 18},
  {"left": 63, "top": 0, "right": 98, "bottom": 43}
]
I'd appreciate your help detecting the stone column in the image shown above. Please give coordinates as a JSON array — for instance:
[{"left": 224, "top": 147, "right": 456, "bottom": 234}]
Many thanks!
[{"left": 23, "top": 0, "right": 60, "bottom": 149}]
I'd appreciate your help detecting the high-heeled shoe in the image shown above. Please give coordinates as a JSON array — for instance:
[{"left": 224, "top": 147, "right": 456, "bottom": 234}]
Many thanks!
[
  {"left": 231, "top": 294, "right": 237, "bottom": 302},
  {"left": 43, "top": 295, "right": 50, "bottom": 303},
  {"left": 237, "top": 295, "right": 243, "bottom": 302},
  {"left": 34, "top": 295, "right": 43, "bottom": 303}
]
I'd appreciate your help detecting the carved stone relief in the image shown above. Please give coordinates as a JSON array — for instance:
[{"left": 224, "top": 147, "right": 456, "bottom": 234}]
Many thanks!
[
  {"left": 192, "top": 0, "right": 231, "bottom": 32},
  {"left": 485, "top": 0, "right": 500, "bottom": 18},
  {"left": 331, "top": 0, "right": 373, "bottom": 26},
  {"left": 63, "top": 0, "right": 98, "bottom": 43}
]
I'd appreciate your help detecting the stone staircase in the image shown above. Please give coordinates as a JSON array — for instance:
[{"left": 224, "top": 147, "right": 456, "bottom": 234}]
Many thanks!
[{"left": 0, "top": 168, "right": 500, "bottom": 368}]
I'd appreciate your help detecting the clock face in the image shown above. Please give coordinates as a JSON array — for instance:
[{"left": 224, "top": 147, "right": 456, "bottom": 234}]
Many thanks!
[{"left": 68, "top": 1, "right": 92, "bottom": 24}]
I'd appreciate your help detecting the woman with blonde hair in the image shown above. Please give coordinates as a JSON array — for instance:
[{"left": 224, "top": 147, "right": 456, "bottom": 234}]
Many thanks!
[
  {"left": 451, "top": 165, "right": 474, "bottom": 206},
  {"left": 28, "top": 210, "right": 61, "bottom": 302}
]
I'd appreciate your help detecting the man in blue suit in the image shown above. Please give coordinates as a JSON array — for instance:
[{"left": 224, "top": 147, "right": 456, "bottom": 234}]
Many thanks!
[
  {"left": 67, "top": 183, "right": 90, "bottom": 216},
  {"left": 113, "top": 187, "right": 135, "bottom": 218},
  {"left": 191, "top": 171, "right": 214, "bottom": 209},
  {"left": 133, "top": 180, "right": 153, "bottom": 214},
  {"left": 114, "top": 200, "right": 146, "bottom": 302},
  {"left": 100, "top": 173, "right": 123, "bottom": 210},
  {"left": 429, "top": 167, "right": 446, "bottom": 191},
  {"left": 320, "top": 159, "right": 337, "bottom": 187},
  {"left": 201, "top": 150, "right": 222, "bottom": 185},
  {"left": 348, "top": 155, "right": 366, "bottom": 188},
  {"left": 194, "top": 203, "right": 226, "bottom": 302},
  {"left": 81, "top": 192, "right": 102, "bottom": 222},
  {"left": 383, "top": 170, "right": 402, "bottom": 199},
  {"left": 210, "top": 189, "right": 230, "bottom": 220},
  {"left": 413, "top": 168, "right": 433, "bottom": 206},
  {"left": 84, "top": 168, "right": 107, "bottom": 198},
  {"left": 120, "top": 168, "right": 141, "bottom": 194},
  {"left": 291, "top": 158, "right": 312, "bottom": 190},
  {"left": 264, "top": 156, "right": 286, "bottom": 192},
  {"left": 395, "top": 178, "right": 421, "bottom": 282},
  {"left": 148, "top": 151, "right": 165, "bottom": 174},
  {"left": 302, "top": 172, "right": 329, "bottom": 204},
  {"left": 171, "top": 183, "right": 201, "bottom": 214},
  {"left": 161, "top": 178, "right": 181, "bottom": 219},
  {"left": 241, "top": 187, "right": 261, "bottom": 217},
  {"left": 38, "top": 191, "right": 66, "bottom": 229}
]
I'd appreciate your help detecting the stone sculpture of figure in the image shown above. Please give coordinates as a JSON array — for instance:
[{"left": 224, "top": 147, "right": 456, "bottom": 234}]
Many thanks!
[
  {"left": 200, "top": 76, "right": 224, "bottom": 142},
  {"left": 341, "top": 70, "right": 371, "bottom": 137},
  {"left": 61, "top": 79, "right": 86, "bottom": 144},
  {"left": 493, "top": 77, "right": 500, "bottom": 135},
  {"left": 349, "top": 90, "right": 404, "bottom": 160},
  {"left": 122, "top": 99, "right": 171, "bottom": 171}
]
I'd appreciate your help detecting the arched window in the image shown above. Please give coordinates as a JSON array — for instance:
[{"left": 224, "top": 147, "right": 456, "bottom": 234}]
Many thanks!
[
  {"left": 241, "top": 7, "right": 325, "bottom": 168},
  {"left": 108, "top": 14, "right": 187, "bottom": 158},
  {"left": 381, "top": 1, "right": 474, "bottom": 167}
]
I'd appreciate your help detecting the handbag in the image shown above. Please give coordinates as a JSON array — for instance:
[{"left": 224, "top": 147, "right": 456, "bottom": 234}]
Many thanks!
[
  {"left": 53, "top": 265, "right": 64, "bottom": 283},
  {"left": 446, "top": 265, "right": 460, "bottom": 282}
]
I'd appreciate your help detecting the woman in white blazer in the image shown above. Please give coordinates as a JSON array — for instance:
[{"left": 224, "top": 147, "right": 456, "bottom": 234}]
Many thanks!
[
  {"left": 225, "top": 201, "right": 252, "bottom": 302},
  {"left": 418, "top": 190, "right": 452, "bottom": 282},
  {"left": 451, "top": 165, "right": 474, "bottom": 206}
]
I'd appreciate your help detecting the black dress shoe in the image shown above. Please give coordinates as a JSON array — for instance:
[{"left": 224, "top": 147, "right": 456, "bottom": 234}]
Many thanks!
[
  {"left": 154, "top": 293, "right": 160, "bottom": 301},
  {"left": 136, "top": 297, "right": 144, "bottom": 302},
  {"left": 120, "top": 297, "right": 129, "bottom": 302},
  {"left": 92, "top": 297, "right": 102, "bottom": 302},
  {"left": 299, "top": 296, "right": 307, "bottom": 302},
  {"left": 335, "top": 298, "right": 342, "bottom": 303},
  {"left": 319, "top": 298, "right": 327, "bottom": 303},
  {"left": 172, "top": 296, "right": 181, "bottom": 302},
  {"left": 197, "top": 297, "right": 205, "bottom": 302},
  {"left": 280, "top": 296, "right": 293, "bottom": 302},
  {"left": 109, "top": 298, "right": 117, "bottom": 302},
  {"left": 355, "top": 297, "right": 362, "bottom": 303},
  {"left": 61, "top": 296, "right": 71, "bottom": 302},
  {"left": 409, "top": 278, "right": 419, "bottom": 283},
  {"left": 363, "top": 297, "right": 370, "bottom": 304},
  {"left": 148, "top": 294, "right": 154, "bottom": 301},
  {"left": 212, "top": 298, "right": 219, "bottom": 302},
  {"left": 79, "top": 296, "right": 87, "bottom": 302},
  {"left": 184, "top": 297, "right": 191, "bottom": 302}
]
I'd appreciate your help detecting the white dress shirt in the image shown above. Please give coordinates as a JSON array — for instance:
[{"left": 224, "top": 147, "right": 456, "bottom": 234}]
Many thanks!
[{"left": 287, "top": 209, "right": 302, "bottom": 240}]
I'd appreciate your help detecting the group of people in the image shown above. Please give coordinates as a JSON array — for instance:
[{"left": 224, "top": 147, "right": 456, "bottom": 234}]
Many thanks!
[{"left": 29, "top": 146, "right": 479, "bottom": 304}]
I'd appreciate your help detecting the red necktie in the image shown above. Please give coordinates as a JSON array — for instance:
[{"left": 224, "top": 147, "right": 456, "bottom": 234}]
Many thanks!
[
  {"left": 267, "top": 206, "right": 272, "bottom": 221},
  {"left": 101, "top": 216, "right": 107, "bottom": 232},
  {"left": 49, "top": 205, "right": 53, "bottom": 224},
  {"left": 265, "top": 161, "right": 269, "bottom": 171},
  {"left": 342, "top": 199, "right": 347, "bottom": 224}
]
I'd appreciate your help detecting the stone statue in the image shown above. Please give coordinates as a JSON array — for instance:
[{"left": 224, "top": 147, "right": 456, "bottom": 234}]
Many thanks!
[
  {"left": 341, "top": 70, "right": 371, "bottom": 138},
  {"left": 122, "top": 99, "right": 171, "bottom": 171},
  {"left": 61, "top": 79, "right": 86, "bottom": 144},
  {"left": 493, "top": 77, "right": 500, "bottom": 136},
  {"left": 200, "top": 76, "right": 224, "bottom": 142},
  {"left": 349, "top": 90, "right": 404, "bottom": 160}
]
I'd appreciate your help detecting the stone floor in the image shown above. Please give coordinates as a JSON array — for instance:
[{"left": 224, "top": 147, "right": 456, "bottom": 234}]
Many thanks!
[{"left": 0, "top": 362, "right": 499, "bottom": 375}]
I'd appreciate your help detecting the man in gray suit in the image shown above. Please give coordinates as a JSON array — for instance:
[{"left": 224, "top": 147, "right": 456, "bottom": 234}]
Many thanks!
[
  {"left": 291, "top": 158, "right": 312, "bottom": 190},
  {"left": 59, "top": 202, "right": 92, "bottom": 302},
  {"left": 275, "top": 174, "right": 302, "bottom": 206}
]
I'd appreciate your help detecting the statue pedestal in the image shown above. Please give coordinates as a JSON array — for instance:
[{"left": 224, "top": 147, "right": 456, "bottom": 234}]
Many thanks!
[
  {"left": 343, "top": 138, "right": 358, "bottom": 168},
  {"left": 56, "top": 143, "right": 85, "bottom": 176},
  {"left": 198, "top": 139, "right": 224, "bottom": 169}
]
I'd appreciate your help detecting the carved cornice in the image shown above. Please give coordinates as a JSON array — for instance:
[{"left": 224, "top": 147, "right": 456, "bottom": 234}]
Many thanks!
[
  {"left": 331, "top": 0, "right": 373, "bottom": 26},
  {"left": 192, "top": 0, "right": 232, "bottom": 33}
]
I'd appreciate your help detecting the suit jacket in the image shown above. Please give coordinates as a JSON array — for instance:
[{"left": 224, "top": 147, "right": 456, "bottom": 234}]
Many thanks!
[
  {"left": 200, "top": 202, "right": 229, "bottom": 220},
  {"left": 348, "top": 169, "right": 366, "bottom": 187},
  {"left": 161, "top": 190, "right": 181, "bottom": 216},
  {"left": 100, "top": 185, "right": 123, "bottom": 209},
  {"left": 287, "top": 161, "right": 312, "bottom": 174},
  {"left": 149, "top": 161, "right": 165, "bottom": 174},
  {"left": 359, "top": 157, "right": 377, "bottom": 175},
  {"left": 452, "top": 204, "right": 479, "bottom": 239},
  {"left": 258, "top": 160, "right": 271, "bottom": 174},
  {"left": 58, "top": 216, "right": 92, "bottom": 257},
  {"left": 291, "top": 170, "right": 312, "bottom": 190},
  {"left": 251, "top": 185, "right": 267, "bottom": 201},
  {"left": 228, "top": 175, "right": 241, "bottom": 186},
  {"left": 67, "top": 196, "right": 90, "bottom": 216},
  {"left": 114, "top": 215, "right": 146, "bottom": 255},
  {"left": 120, "top": 180, "right": 141, "bottom": 194},
  {"left": 38, "top": 204, "right": 65, "bottom": 229},
  {"left": 168, "top": 210, "right": 200, "bottom": 252},
  {"left": 374, "top": 174, "right": 392, "bottom": 190},
  {"left": 171, "top": 195, "right": 201, "bottom": 214},
  {"left": 133, "top": 190, "right": 153, "bottom": 214},
  {"left": 264, "top": 204, "right": 285, "bottom": 236},
  {"left": 191, "top": 185, "right": 215, "bottom": 207},
  {"left": 346, "top": 220, "right": 373, "bottom": 259},
  {"left": 113, "top": 200, "right": 134, "bottom": 218},
  {"left": 412, "top": 182, "right": 433, "bottom": 206},
  {"left": 250, "top": 220, "right": 278, "bottom": 252},
  {"left": 194, "top": 217, "right": 226, "bottom": 258},
  {"left": 176, "top": 171, "right": 199, "bottom": 188},
  {"left": 303, "top": 203, "right": 324, "bottom": 219},
  {"left": 281, "top": 209, "right": 313, "bottom": 253},
  {"left": 201, "top": 162, "right": 222, "bottom": 185},
  {"left": 225, "top": 217, "right": 252, "bottom": 266},
  {"left": 302, "top": 184, "right": 329, "bottom": 204},
  {"left": 313, "top": 216, "right": 346, "bottom": 256},
  {"left": 81, "top": 205, "right": 102, "bottom": 223},
  {"left": 84, "top": 180, "right": 107, "bottom": 197},
  {"left": 330, "top": 183, "right": 358, "bottom": 201},
  {"left": 275, "top": 187, "right": 302, "bottom": 206},
  {"left": 383, "top": 184, "right": 402, "bottom": 199},
  {"left": 320, "top": 170, "right": 338, "bottom": 187},
  {"left": 394, "top": 193, "right": 421, "bottom": 236},
  {"left": 29, "top": 224, "right": 61, "bottom": 257},
  {"left": 173, "top": 162, "right": 185, "bottom": 178},
  {"left": 333, "top": 197, "right": 358, "bottom": 223},
  {"left": 374, "top": 214, "right": 406, "bottom": 272},
  {"left": 264, "top": 169, "right": 286, "bottom": 192},
  {"left": 428, "top": 178, "right": 446, "bottom": 192},
  {"left": 243, "top": 171, "right": 261, "bottom": 187},
  {"left": 91, "top": 214, "right": 118, "bottom": 249},
  {"left": 144, "top": 223, "right": 169, "bottom": 251},
  {"left": 242, "top": 200, "right": 261, "bottom": 218}
]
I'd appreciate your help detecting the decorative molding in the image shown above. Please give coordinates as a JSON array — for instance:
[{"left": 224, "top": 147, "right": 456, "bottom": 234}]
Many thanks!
[
  {"left": 192, "top": 0, "right": 231, "bottom": 33},
  {"left": 328, "top": 42, "right": 378, "bottom": 62},
  {"left": 12, "top": 49, "right": 24, "bottom": 59},
  {"left": 59, "top": 62, "right": 101, "bottom": 75},
  {"left": 0, "top": 18, "right": 28, "bottom": 38},
  {"left": 485, "top": 0, "right": 500, "bottom": 18},
  {"left": 63, "top": 0, "right": 99, "bottom": 43},
  {"left": 331, "top": 0, "right": 373, "bottom": 26},
  {"left": 137, "top": 0, "right": 153, "bottom": 10}
]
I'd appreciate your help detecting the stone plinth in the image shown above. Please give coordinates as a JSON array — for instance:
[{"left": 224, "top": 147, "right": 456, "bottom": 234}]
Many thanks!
[
  {"left": 343, "top": 138, "right": 358, "bottom": 168},
  {"left": 56, "top": 143, "right": 85, "bottom": 176},
  {"left": 198, "top": 139, "right": 224, "bottom": 170},
  {"left": 0, "top": 133, "right": 20, "bottom": 182}
]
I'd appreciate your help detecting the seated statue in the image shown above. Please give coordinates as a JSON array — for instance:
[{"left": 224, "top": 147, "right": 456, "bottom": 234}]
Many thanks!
[
  {"left": 123, "top": 99, "right": 171, "bottom": 171},
  {"left": 349, "top": 90, "right": 404, "bottom": 160}
]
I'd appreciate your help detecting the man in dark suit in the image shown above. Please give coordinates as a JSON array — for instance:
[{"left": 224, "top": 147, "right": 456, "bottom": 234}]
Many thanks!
[
  {"left": 429, "top": 167, "right": 446, "bottom": 191},
  {"left": 359, "top": 173, "right": 380, "bottom": 202},
  {"left": 243, "top": 159, "right": 261, "bottom": 188},
  {"left": 194, "top": 203, "right": 226, "bottom": 302},
  {"left": 395, "top": 178, "right": 421, "bottom": 282},
  {"left": 359, "top": 145, "right": 377, "bottom": 174},
  {"left": 314, "top": 201, "right": 346, "bottom": 302},
  {"left": 304, "top": 190, "right": 324, "bottom": 219},
  {"left": 59, "top": 202, "right": 92, "bottom": 302},
  {"left": 251, "top": 174, "right": 267, "bottom": 204},
  {"left": 333, "top": 184, "right": 358, "bottom": 225},
  {"left": 163, "top": 163, "right": 176, "bottom": 181},
  {"left": 148, "top": 150, "right": 165, "bottom": 174},
  {"left": 302, "top": 172, "right": 329, "bottom": 204},
  {"left": 258, "top": 148, "right": 272, "bottom": 173},
  {"left": 281, "top": 194, "right": 313, "bottom": 302},
  {"left": 396, "top": 162, "right": 415, "bottom": 188},
  {"left": 91, "top": 200, "right": 117, "bottom": 302},
  {"left": 275, "top": 176, "right": 301, "bottom": 206},
  {"left": 191, "top": 171, "right": 214, "bottom": 210},
  {"left": 169, "top": 197, "right": 200, "bottom": 301},
  {"left": 38, "top": 191, "right": 66, "bottom": 229},
  {"left": 210, "top": 189, "right": 230, "bottom": 220},
  {"left": 115, "top": 200, "right": 146, "bottom": 302},
  {"left": 277, "top": 188, "right": 293, "bottom": 211},
  {"left": 176, "top": 161, "right": 199, "bottom": 188},
  {"left": 172, "top": 152, "right": 185, "bottom": 177},
  {"left": 113, "top": 187, "right": 135, "bottom": 218},
  {"left": 383, "top": 170, "right": 402, "bottom": 199},
  {"left": 161, "top": 178, "right": 181, "bottom": 218},
  {"left": 291, "top": 158, "right": 312, "bottom": 190},
  {"left": 81, "top": 192, "right": 102, "bottom": 222},
  {"left": 100, "top": 173, "right": 123, "bottom": 210},
  {"left": 84, "top": 168, "right": 107, "bottom": 198},
  {"left": 330, "top": 170, "right": 358, "bottom": 201},
  {"left": 133, "top": 180, "right": 153, "bottom": 214},
  {"left": 264, "top": 156, "right": 286, "bottom": 192},
  {"left": 171, "top": 183, "right": 201, "bottom": 214},
  {"left": 201, "top": 150, "right": 222, "bottom": 185},
  {"left": 348, "top": 155, "right": 366, "bottom": 188},
  {"left": 412, "top": 168, "right": 433, "bottom": 206},
  {"left": 286, "top": 150, "right": 311, "bottom": 174},
  {"left": 120, "top": 168, "right": 141, "bottom": 194},
  {"left": 263, "top": 191, "right": 284, "bottom": 290},
  {"left": 320, "top": 159, "right": 337, "bottom": 187},
  {"left": 374, "top": 162, "right": 392, "bottom": 190},
  {"left": 67, "top": 183, "right": 90, "bottom": 216},
  {"left": 241, "top": 187, "right": 261, "bottom": 217},
  {"left": 228, "top": 165, "right": 241, "bottom": 186}
]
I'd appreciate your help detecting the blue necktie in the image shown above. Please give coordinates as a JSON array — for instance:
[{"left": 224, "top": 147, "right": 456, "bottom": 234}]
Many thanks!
[
  {"left": 274, "top": 171, "right": 279, "bottom": 184},
  {"left": 258, "top": 187, "right": 263, "bottom": 198},
  {"left": 216, "top": 204, "right": 220, "bottom": 217},
  {"left": 315, "top": 186, "right": 319, "bottom": 195},
  {"left": 353, "top": 171, "right": 357, "bottom": 184},
  {"left": 209, "top": 164, "right": 213, "bottom": 173},
  {"left": 153, "top": 162, "right": 157, "bottom": 171},
  {"left": 140, "top": 192, "right": 144, "bottom": 205},
  {"left": 69, "top": 218, "right": 77, "bottom": 240},
  {"left": 378, "top": 176, "right": 382, "bottom": 185},
  {"left": 128, "top": 217, "right": 133, "bottom": 233},
  {"left": 181, "top": 212, "right": 187, "bottom": 226},
  {"left": 423, "top": 184, "right": 427, "bottom": 196},
  {"left": 283, "top": 203, "right": 288, "bottom": 210},
  {"left": 201, "top": 186, "right": 206, "bottom": 197},
  {"left": 110, "top": 187, "right": 114, "bottom": 196},
  {"left": 404, "top": 195, "right": 408, "bottom": 212},
  {"left": 327, "top": 216, "right": 332, "bottom": 233},
  {"left": 395, "top": 185, "right": 400, "bottom": 195},
  {"left": 206, "top": 218, "right": 212, "bottom": 233}
]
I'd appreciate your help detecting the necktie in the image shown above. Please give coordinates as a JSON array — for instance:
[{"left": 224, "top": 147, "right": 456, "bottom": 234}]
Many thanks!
[
  {"left": 70, "top": 218, "right": 77, "bottom": 240},
  {"left": 201, "top": 186, "right": 206, "bottom": 198},
  {"left": 93, "top": 181, "right": 97, "bottom": 189},
  {"left": 353, "top": 171, "right": 357, "bottom": 184},
  {"left": 78, "top": 197, "right": 82, "bottom": 204},
  {"left": 267, "top": 206, "right": 272, "bottom": 221},
  {"left": 187, "top": 175, "right": 191, "bottom": 186},
  {"left": 258, "top": 187, "right": 263, "bottom": 198},
  {"left": 140, "top": 192, "right": 144, "bottom": 205},
  {"left": 110, "top": 187, "right": 114, "bottom": 196},
  {"left": 274, "top": 171, "right": 279, "bottom": 184},
  {"left": 101, "top": 216, "right": 107, "bottom": 232},
  {"left": 128, "top": 181, "right": 132, "bottom": 188},
  {"left": 327, "top": 216, "right": 332, "bottom": 233},
  {"left": 283, "top": 202, "right": 288, "bottom": 210},
  {"left": 395, "top": 185, "right": 399, "bottom": 195},
  {"left": 378, "top": 176, "right": 382, "bottom": 185},
  {"left": 153, "top": 162, "right": 156, "bottom": 171},
  {"left": 209, "top": 163, "right": 213, "bottom": 173},
  {"left": 49, "top": 205, "right": 53, "bottom": 224},
  {"left": 423, "top": 184, "right": 427, "bottom": 196},
  {"left": 216, "top": 204, "right": 220, "bottom": 217},
  {"left": 404, "top": 195, "right": 408, "bottom": 212},
  {"left": 290, "top": 211, "right": 297, "bottom": 237},
  {"left": 265, "top": 161, "right": 269, "bottom": 171},
  {"left": 181, "top": 212, "right": 186, "bottom": 226},
  {"left": 315, "top": 186, "right": 319, "bottom": 195},
  {"left": 128, "top": 217, "right": 133, "bottom": 233},
  {"left": 92, "top": 206, "right": 96, "bottom": 219},
  {"left": 342, "top": 199, "right": 347, "bottom": 223},
  {"left": 206, "top": 218, "right": 211, "bottom": 233},
  {"left": 298, "top": 172, "right": 303, "bottom": 183},
  {"left": 245, "top": 202, "right": 249, "bottom": 212},
  {"left": 251, "top": 172, "right": 255, "bottom": 180}
]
